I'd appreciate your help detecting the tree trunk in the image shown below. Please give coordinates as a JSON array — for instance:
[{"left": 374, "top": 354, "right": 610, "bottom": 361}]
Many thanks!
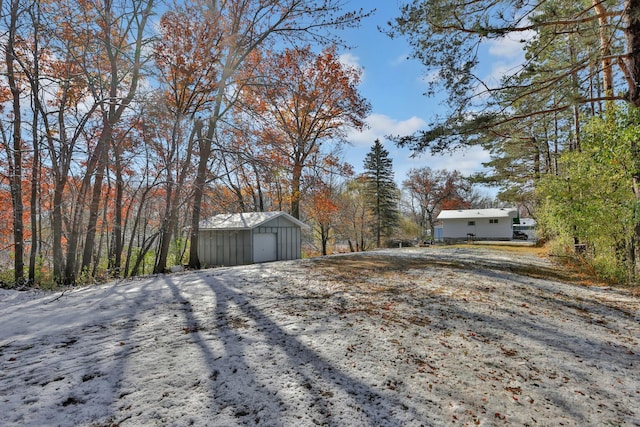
[
  {"left": 594, "top": 0, "right": 614, "bottom": 97},
  {"left": 29, "top": 5, "right": 41, "bottom": 284},
  {"left": 188, "top": 146, "right": 208, "bottom": 269},
  {"left": 93, "top": 203, "right": 109, "bottom": 278},
  {"left": 624, "top": 0, "right": 640, "bottom": 106},
  {"left": 131, "top": 233, "right": 159, "bottom": 277},
  {"left": 291, "top": 162, "right": 303, "bottom": 219},
  {"left": 624, "top": 0, "right": 640, "bottom": 278},
  {"left": 154, "top": 179, "right": 175, "bottom": 274},
  {"left": 5, "top": 0, "right": 25, "bottom": 284},
  {"left": 77, "top": 0, "right": 153, "bottom": 282},
  {"left": 124, "top": 184, "right": 153, "bottom": 277},
  {"left": 51, "top": 181, "right": 66, "bottom": 283},
  {"left": 64, "top": 142, "right": 102, "bottom": 284},
  {"left": 188, "top": 70, "right": 228, "bottom": 269},
  {"left": 320, "top": 224, "right": 329, "bottom": 255},
  {"left": 253, "top": 162, "right": 265, "bottom": 211},
  {"left": 108, "top": 152, "right": 124, "bottom": 277},
  {"left": 29, "top": 114, "right": 39, "bottom": 284},
  {"left": 81, "top": 141, "right": 109, "bottom": 274},
  {"left": 28, "top": 23, "right": 41, "bottom": 285},
  {"left": 533, "top": 143, "right": 541, "bottom": 182}
]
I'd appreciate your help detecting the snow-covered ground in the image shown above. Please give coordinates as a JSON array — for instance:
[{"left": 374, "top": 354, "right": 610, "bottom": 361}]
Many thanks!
[{"left": 1, "top": 247, "right": 639, "bottom": 426}]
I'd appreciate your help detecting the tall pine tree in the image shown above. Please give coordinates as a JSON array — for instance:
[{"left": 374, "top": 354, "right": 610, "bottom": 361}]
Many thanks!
[{"left": 363, "top": 139, "right": 399, "bottom": 247}]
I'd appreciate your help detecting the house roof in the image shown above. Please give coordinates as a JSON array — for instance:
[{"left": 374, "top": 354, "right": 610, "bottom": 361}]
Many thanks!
[
  {"left": 199, "top": 211, "right": 309, "bottom": 230},
  {"left": 437, "top": 208, "right": 518, "bottom": 220}
]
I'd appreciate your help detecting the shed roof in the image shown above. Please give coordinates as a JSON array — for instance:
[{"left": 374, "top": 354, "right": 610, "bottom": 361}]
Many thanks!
[
  {"left": 199, "top": 211, "right": 309, "bottom": 230},
  {"left": 437, "top": 208, "right": 517, "bottom": 220}
]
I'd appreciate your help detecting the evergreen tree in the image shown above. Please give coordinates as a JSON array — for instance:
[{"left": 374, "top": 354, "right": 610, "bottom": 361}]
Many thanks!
[
  {"left": 387, "top": 0, "right": 625, "bottom": 153},
  {"left": 363, "top": 139, "right": 399, "bottom": 247}
]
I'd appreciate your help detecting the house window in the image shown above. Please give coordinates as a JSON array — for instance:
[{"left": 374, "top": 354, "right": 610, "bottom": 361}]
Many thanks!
[
  {"left": 490, "top": 219, "right": 499, "bottom": 224},
  {"left": 467, "top": 221, "right": 475, "bottom": 226}
]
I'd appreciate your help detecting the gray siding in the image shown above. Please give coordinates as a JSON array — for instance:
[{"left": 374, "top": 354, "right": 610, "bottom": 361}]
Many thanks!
[
  {"left": 199, "top": 214, "right": 303, "bottom": 266},
  {"left": 254, "top": 225, "right": 301, "bottom": 261},
  {"left": 198, "top": 229, "right": 252, "bottom": 267}
]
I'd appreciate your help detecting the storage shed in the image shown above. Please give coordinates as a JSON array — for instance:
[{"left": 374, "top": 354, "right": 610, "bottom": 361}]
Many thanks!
[
  {"left": 197, "top": 211, "right": 309, "bottom": 267},
  {"left": 437, "top": 208, "right": 518, "bottom": 241}
]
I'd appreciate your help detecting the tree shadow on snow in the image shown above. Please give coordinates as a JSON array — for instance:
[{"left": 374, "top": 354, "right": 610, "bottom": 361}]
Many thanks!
[
  {"left": 163, "top": 270, "right": 422, "bottom": 426},
  {"left": 0, "top": 279, "right": 166, "bottom": 426}
]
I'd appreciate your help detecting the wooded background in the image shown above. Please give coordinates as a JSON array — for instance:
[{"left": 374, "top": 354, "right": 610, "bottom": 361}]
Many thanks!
[{"left": 3, "top": 0, "right": 640, "bottom": 287}]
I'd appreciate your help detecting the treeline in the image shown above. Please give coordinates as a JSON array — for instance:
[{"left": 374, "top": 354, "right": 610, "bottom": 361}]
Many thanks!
[
  {"left": 0, "top": 0, "right": 380, "bottom": 287},
  {"left": 391, "top": 0, "right": 640, "bottom": 285},
  {"left": 0, "top": 1, "right": 490, "bottom": 288}
]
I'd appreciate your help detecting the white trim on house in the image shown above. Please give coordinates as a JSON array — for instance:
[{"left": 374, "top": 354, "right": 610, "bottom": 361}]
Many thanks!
[{"left": 437, "top": 208, "right": 517, "bottom": 220}]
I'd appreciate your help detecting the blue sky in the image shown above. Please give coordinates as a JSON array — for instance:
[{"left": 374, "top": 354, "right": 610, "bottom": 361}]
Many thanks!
[{"left": 335, "top": 1, "right": 530, "bottom": 196}]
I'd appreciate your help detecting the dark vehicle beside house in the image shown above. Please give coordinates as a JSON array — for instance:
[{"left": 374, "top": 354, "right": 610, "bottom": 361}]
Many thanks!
[{"left": 513, "top": 230, "right": 528, "bottom": 240}]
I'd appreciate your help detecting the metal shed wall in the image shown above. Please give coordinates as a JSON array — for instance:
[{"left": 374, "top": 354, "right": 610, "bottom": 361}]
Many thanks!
[
  {"left": 254, "top": 226, "right": 301, "bottom": 261},
  {"left": 254, "top": 215, "right": 302, "bottom": 261},
  {"left": 198, "top": 229, "right": 252, "bottom": 267},
  {"left": 198, "top": 214, "right": 303, "bottom": 267}
]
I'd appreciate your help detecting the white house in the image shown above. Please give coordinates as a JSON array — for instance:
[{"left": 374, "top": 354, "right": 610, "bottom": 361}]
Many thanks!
[
  {"left": 436, "top": 208, "right": 518, "bottom": 241},
  {"left": 198, "top": 211, "right": 309, "bottom": 267}
]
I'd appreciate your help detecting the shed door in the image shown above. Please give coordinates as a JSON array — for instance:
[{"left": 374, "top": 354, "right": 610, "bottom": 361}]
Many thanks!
[{"left": 253, "top": 232, "right": 277, "bottom": 263}]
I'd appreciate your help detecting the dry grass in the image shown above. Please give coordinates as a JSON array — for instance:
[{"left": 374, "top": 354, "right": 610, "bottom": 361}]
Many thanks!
[{"left": 310, "top": 244, "right": 614, "bottom": 289}]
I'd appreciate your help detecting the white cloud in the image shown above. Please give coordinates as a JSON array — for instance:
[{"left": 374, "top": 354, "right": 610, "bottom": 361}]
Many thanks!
[
  {"left": 347, "top": 113, "right": 427, "bottom": 147},
  {"left": 486, "top": 33, "right": 531, "bottom": 59},
  {"left": 342, "top": 114, "right": 494, "bottom": 196},
  {"left": 483, "top": 30, "right": 535, "bottom": 86},
  {"left": 344, "top": 114, "right": 488, "bottom": 177},
  {"left": 391, "top": 53, "right": 410, "bottom": 66},
  {"left": 339, "top": 52, "right": 366, "bottom": 81},
  {"left": 485, "top": 60, "right": 516, "bottom": 87},
  {"left": 339, "top": 52, "right": 361, "bottom": 69},
  {"left": 388, "top": 145, "right": 490, "bottom": 179},
  {"left": 418, "top": 69, "right": 440, "bottom": 86}
]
